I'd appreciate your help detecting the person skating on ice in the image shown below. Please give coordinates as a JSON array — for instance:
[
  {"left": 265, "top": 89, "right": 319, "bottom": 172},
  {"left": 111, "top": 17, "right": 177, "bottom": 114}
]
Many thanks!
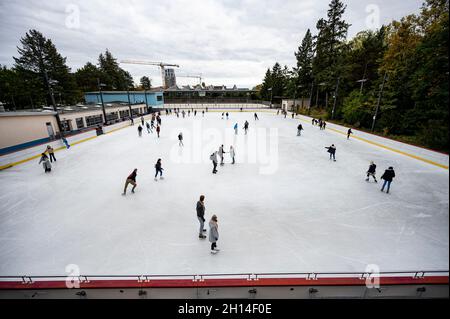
[
  {"left": 122, "top": 169, "right": 137, "bottom": 195},
  {"left": 38, "top": 153, "right": 52, "bottom": 173},
  {"left": 325, "top": 144, "right": 337, "bottom": 161},
  {"left": 244, "top": 121, "right": 249, "bottom": 134},
  {"left": 323, "top": 121, "right": 327, "bottom": 130},
  {"left": 156, "top": 125, "right": 161, "bottom": 138},
  {"left": 366, "top": 161, "right": 378, "bottom": 182},
  {"left": 141, "top": 116, "right": 144, "bottom": 126},
  {"left": 46, "top": 145, "right": 56, "bottom": 162},
  {"left": 157, "top": 114, "right": 162, "bottom": 126},
  {"left": 381, "top": 167, "right": 396, "bottom": 193},
  {"left": 209, "top": 215, "right": 220, "bottom": 254},
  {"left": 234, "top": 123, "right": 238, "bottom": 135},
  {"left": 297, "top": 124, "right": 304, "bottom": 136},
  {"left": 254, "top": 113, "right": 259, "bottom": 120},
  {"left": 138, "top": 125, "right": 143, "bottom": 137},
  {"left": 196, "top": 195, "right": 207, "bottom": 239},
  {"left": 202, "top": 110, "right": 205, "bottom": 117},
  {"left": 154, "top": 159, "right": 164, "bottom": 181},
  {"left": 130, "top": 116, "right": 134, "bottom": 126},
  {"left": 182, "top": 110, "right": 186, "bottom": 118},
  {"left": 221, "top": 112, "right": 224, "bottom": 119},
  {"left": 218, "top": 145, "right": 226, "bottom": 166},
  {"left": 230, "top": 146, "right": 236, "bottom": 164},
  {"left": 146, "top": 122, "right": 152, "bottom": 134},
  {"left": 210, "top": 151, "right": 218, "bottom": 174},
  {"left": 292, "top": 112, "right": 295, "bottom": 119},
  {"left": 178, "top": 132, "right": 184, "bottom": 147},
  {"left": 62, "top": 137, "right": 70, "bottom": 149},
  {"left": 347, "top": 128, "right": 353, "bottom": 140},
  {"left": 226, "top": 112, "right": 229, "bottom": 120}
]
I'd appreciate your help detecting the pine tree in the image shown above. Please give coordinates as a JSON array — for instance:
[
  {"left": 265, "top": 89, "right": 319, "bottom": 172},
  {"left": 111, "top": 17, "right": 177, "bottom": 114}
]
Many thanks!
[
  {"left": 293, "top": 29, "right": 314, "bottom": 96},
  {"left": 139, "top": 76, "right": 152, "bottom": 90}
]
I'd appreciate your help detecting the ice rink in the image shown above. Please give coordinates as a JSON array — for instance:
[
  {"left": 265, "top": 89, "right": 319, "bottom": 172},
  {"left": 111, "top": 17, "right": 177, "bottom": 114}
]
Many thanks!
[{"left": 0, "top": 111, "right": 448, "bottom": 276}]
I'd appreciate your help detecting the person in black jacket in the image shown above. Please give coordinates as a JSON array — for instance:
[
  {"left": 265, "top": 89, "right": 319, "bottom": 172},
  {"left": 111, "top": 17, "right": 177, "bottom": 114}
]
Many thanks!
[
  {"left": 196, "top": 195, "right": 207, "bottom": 239},
  {"left": 325, "top": 144, "right": 337, "bottom": 161},
  {"left": 297, "top": 124, "right": 304, "bottom": 136},
  {"left": 366, "top": 161, "right": 378, "bottom": 182},
  {"left": 154, "top": 159, "right": 164, "bottom": 181},
  {"left": 381, "top": 167, "right": 396, "bottom": 193}
]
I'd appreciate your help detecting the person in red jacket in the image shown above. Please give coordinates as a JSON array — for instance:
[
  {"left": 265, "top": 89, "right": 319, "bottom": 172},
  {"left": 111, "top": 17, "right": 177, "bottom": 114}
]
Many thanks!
[{"left": 122, "top": 169, "right": 137, "bottom": 195}]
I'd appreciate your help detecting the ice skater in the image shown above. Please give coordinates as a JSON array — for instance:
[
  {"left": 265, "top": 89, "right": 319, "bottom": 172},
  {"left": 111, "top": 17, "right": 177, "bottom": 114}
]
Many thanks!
[
  {"left": 218, "top": 145, "right": 226, "bottom": 166},
  {"left": 230, "top": 146, "right": 236, "bottom": 164},
  {"left": 196, "top": 195, "right": 207, "bottom": 239},
  {"left": 323, "top": 121, "right": 327, "bottom": 130},
  {"left": 347, "top": 128, "right": 353, "bottom": 140},
  {"left": 38, "top": 153, "right": 52, "bottom": 173},
  {"left": 381, "top": 167, "right": 396, "bottom": 194},
  {"left": 130, "top": 117, "right": 134, "bottom": 126},
  {"left": 122, "top": 169, "right": 137, "bottom": 195},
  {"left": 297, "top": 124, "right": 304, "bottom": 136},
  {"left": 366, "top": 161, "right": 378, "bottom": 183},
  {"left": 202, "top": 110, "right": 205, "bottom": 117},
  {"left": 156, "top": 125, "right": 161, "bottom": 138},
  {"left": 157, "top": 115, "right": 162, "bottom": 126},
  {"left": 210, "top": 151, "right": 218, "bottom": 174},
  {"left": 244, "top": 121, "right": 249, "bottom": 134},
  {"left": 178, "top": 132, "right": 184, "bottom": 147},
  {"left": 138, "top": 125, "right": 143, "bottom": 137},
  {"left": 234, "top": 123, "right": 238, "bottom": 135},
  {"left": 221, "top": 112, "right": 224, "bottom": 119},
  {"left": 46, "top": 145, "right": 56, "bottom": 162},
  {"left": 154, "top": 159, "right": 164, "bottom": 181},
  {"left": 209, "top": 215, "right": 220, "bottom": 254},
  {"left": 146, "top": 122, "right": 152, "bottom": 134},
  {"left": 292, "top": 112, "right": 295, "bottom": 119},
  {"left": 325, "top": 144, "right": 336, "bottom": 161},
  {"left": 254, "top": 113, "right": 259, "bottom": 120},
  {"left": 141, "top": 116, "right": 144, "bottom": 126},
  {"left": 226, "top": 112, "right": 229, "bottom": 120},
  {"left": 62, "top": 137, "right": 70, "bottom": 149}
]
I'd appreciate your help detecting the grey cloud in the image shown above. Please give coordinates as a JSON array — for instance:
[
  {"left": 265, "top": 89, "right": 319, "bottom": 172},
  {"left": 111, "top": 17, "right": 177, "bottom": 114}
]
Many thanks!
[{"left": 0, "top": 0, "right": 423, "bottom": 88}]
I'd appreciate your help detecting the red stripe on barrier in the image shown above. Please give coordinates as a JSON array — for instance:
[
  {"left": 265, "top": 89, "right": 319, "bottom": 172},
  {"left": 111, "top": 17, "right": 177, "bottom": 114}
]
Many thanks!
[{"left": 0, "top": 276, "right": 447, "bottom": 290}]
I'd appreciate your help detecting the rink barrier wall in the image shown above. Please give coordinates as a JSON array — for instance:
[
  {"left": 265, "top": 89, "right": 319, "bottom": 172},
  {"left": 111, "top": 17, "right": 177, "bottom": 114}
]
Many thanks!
[
  {"left": 297, "top": 115, "right": 449, "bottom": 170},
  {"left": 0, "top": 114, "right": 153, "bottom": 170},
  {"left": 0, "top": 271, "right": 447, "bottom": 290}
]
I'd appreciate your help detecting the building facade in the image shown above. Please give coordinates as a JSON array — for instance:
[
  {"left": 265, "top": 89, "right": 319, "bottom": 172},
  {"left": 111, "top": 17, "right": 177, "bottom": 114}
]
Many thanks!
[
  {"left": 164, "top": 69, "right": 177, "bottom": 88},
  {"left": 84, "top": 90, "right": 164, "bottom": 106}
]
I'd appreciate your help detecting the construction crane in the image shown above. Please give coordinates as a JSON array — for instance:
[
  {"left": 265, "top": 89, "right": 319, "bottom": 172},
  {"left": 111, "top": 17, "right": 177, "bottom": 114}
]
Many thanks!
[
  {"left": 120, "top": 60, "right": 180, "bottom": 89},
  {"left": 177, "top": 74, "right": 203, "bottom": 85}
]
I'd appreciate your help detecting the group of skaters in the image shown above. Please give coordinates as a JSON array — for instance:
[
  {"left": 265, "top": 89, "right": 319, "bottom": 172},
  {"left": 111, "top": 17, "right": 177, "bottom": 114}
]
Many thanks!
[
  {"left": 122, "top": 159, "right": 165, "bottom": 195},
  {"left": 37, "top": 138, "right": 71, "bottom": 173},
  {"left": 210, "top": 144, "right": 236, "bottom": 174},
  {"left": 137, "top": 114, "right": 162, "bottom": 138},
  {"left": 365, "top": 161, "right": 396, "bottom": 194},
  {"left": 196, "top": 195, "right": 220, "bottom": 254},
  {"left": 312, "top": 118, "right": 327, "bottom": 130}
]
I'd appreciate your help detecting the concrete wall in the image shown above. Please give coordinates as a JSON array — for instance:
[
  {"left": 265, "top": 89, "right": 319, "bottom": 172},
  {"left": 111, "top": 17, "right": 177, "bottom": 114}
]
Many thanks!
[{"left": 0, "top": 113, "right": 59, "bottom": 151}]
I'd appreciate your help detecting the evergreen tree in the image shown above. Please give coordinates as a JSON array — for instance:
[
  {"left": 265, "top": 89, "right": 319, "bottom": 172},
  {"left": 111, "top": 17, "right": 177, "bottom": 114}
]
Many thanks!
[
  {"left": 293, "top": 29, "right": 314, "bottom": 97},
  {"left": 139, "top": 76, "right": 152, "bottom": 90}
]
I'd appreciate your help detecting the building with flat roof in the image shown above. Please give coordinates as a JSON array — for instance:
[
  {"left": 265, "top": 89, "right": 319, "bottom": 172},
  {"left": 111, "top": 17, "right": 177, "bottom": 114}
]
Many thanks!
[{"left": 84, "top": 90, "right": 164, "bottom": 106}]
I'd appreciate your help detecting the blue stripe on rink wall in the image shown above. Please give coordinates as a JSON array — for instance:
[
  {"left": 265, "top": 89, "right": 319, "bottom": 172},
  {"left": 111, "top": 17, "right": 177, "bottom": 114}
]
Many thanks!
[{"left": 0, "top": 137, "right": 51, "bottom": 156}]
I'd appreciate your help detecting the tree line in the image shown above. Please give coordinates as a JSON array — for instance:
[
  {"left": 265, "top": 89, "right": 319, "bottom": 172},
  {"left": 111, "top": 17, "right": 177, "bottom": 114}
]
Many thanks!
[
  {"left": 257, "top": 0, "right": 448, "bottom": 151},
  {"left": 0, "top": 29, "right": 152, "bottom": 110}
]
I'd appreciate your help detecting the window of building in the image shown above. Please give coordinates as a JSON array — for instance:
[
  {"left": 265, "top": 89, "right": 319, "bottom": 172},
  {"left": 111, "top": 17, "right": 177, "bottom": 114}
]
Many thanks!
[
  {"left": 157, "top": 95, "right": 163, "bottom": 101},
  {"left": 106, "top": 112, "right": 118, "bottom": 122},
  {"left": 61, "top": 120, "right": 72, "bottom": 132},
  {"left": 85, "top": 114, "right": 103, "bottom": 127},
  {"left": 76, "top": 117, "right": 85, "bottom": 129}
]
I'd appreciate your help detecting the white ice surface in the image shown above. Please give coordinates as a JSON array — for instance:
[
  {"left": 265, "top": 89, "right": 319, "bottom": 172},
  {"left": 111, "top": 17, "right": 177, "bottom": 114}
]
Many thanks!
[{"left": 0, "top": 111, "right": 448, "bottom": 276}]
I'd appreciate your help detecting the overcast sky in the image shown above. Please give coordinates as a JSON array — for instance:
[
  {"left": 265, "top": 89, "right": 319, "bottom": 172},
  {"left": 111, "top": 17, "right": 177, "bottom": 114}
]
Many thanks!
[{"left": 0, "top": 0, "right": 423, "bottom": 88}]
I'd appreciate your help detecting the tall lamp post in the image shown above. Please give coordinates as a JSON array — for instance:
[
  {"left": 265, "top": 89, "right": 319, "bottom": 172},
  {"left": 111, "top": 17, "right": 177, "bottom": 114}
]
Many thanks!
[
  {"left": 371, "top": 72, "right": 388, "bottom": 132},
  {"left": 97, "top": 79, "right": 107, "bottom": 125},
  {"left": 331, "top": 77, "right": 340, "bottom": 119},
  {"left": 357, "top": 78, "right": 368, "bottom": 94},
  {"left": 127, "top": 86, "right": 134, "bottom": 119},
  {"left": 45, "top": 71, "right": 64, "bottom": 137},
  {"left": 268, "top": 87, "right": 273, "bottom": 108}
]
